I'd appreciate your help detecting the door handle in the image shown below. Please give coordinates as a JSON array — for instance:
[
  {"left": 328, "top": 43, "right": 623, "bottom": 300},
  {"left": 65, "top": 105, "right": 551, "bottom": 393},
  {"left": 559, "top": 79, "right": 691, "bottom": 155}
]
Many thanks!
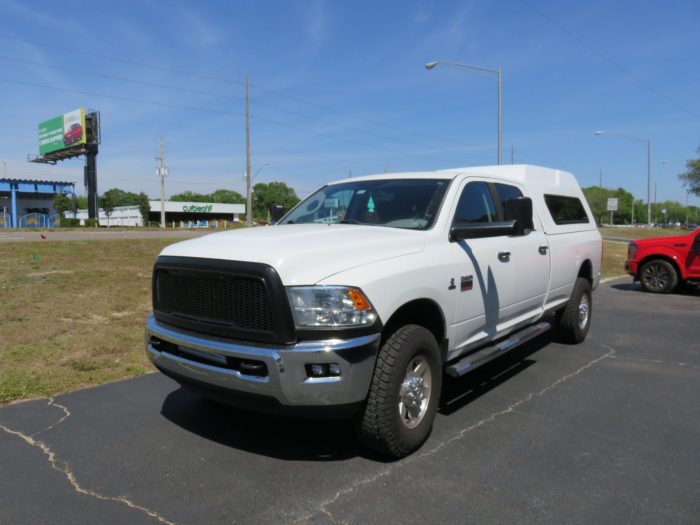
[
  {"left": 498, "top": 251, "right": 511, "bottom": 262},
  {"left": 538, "top": 245, "right": 549, "bottom": 255}
]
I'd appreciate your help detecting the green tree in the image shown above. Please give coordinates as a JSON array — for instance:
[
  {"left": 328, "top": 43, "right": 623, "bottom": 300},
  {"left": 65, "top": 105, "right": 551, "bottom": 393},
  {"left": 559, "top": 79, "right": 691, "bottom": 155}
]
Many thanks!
[
  {"left": 679, "top": 146, "right": 700, "bottom": 197},
  {"left": 252, "top": 181, "right": 300, "bottom": 220},
  {"left": 99, "top": 191, "right": 118, "bottom": 226},
  {"left": 170, "top": 191, "right": 208, "bottom": 202},
  {"left": 582, "top": 186, "right": 636, "bottom": 225},
  {"left": 101, "top": 187, "right": 141, "bottom": 207},
  {"left": 69, "top": 195, "right": 80, "bottom": 218},
  {"left": 209, "top": 189, "right": 245, "bottom": 203},
  {"left": 136, "top": 192, "right": 151, "bottom": 227},
  {"left": 170, "top": 189, "right": 245, "bottom": 204},
  {"left": 52, "top": 193, "right": 72, "bottom": 217}
]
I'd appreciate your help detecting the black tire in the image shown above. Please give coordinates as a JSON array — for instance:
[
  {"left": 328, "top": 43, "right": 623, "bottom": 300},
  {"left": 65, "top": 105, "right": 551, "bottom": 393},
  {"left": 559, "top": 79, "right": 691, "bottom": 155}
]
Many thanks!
[
  {"left": 557, "top": 277, "right": 592, "bottom": 344},
  {"left": 639, "top": 259, "right": 678, "bottom": 294},
  {"left": 356, "top": 325, "right": 442, "bottom": 458}
]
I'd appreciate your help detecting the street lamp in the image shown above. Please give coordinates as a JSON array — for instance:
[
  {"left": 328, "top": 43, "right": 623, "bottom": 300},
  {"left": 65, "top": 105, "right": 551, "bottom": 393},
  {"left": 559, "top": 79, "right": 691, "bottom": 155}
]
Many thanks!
[
  {"left": 425, "top": 60, "right": 503, "bottom": 165},
  {"left": 594, "top": 130, "right": 652, "bottom": 226}
]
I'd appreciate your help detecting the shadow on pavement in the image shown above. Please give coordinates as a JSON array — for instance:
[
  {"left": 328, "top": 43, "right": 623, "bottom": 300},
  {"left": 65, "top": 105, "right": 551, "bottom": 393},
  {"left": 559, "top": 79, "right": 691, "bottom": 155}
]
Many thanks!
[
  {"left": 612, "top": 282, "right": 700, "bottom": 296},
  {"left": 160, "top": 388, "right": 365, "bottom": 461},
  {"left": 440, "top": 331, "right": 554, "bottom": 416},
  {"left": 160, "top": 325, "right": 559, "bottom": 460}
]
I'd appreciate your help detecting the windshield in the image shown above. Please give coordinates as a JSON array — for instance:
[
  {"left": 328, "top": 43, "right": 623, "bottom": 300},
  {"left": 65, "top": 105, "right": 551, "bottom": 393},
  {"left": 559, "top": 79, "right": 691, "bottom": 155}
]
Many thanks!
[{"left": 279, "top": 179, "right": 449, "bottom": 230}]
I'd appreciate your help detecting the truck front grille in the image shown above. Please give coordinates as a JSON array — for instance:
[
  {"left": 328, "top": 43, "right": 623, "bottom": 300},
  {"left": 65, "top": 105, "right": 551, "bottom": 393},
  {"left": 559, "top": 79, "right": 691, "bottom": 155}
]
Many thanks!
[
  {"left": 152, "top": 257, "right": 295, "bottom": 344},
  {"left": 155, "top": 270, "right": 274, "bottom": 332}
]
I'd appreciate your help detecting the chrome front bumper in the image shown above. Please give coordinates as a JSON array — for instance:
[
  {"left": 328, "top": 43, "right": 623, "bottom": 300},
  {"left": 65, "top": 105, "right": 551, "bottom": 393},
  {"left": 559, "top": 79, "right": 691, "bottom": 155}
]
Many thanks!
[{"left": 145, "top": 315, "right": 380, "bottom": 408}]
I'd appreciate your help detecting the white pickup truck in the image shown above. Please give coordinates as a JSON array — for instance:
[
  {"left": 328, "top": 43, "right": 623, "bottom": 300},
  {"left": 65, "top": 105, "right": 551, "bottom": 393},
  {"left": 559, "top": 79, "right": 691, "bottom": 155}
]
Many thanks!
[{"left": 146, "top": 164, "right": 602, "bottom": 457}]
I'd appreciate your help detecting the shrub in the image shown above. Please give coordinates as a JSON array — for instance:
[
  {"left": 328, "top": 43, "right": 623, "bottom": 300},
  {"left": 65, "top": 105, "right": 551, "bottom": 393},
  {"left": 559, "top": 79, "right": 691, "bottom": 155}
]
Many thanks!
[
  {"left": 60, "top": 218, "right": 80, "bottom": 227},
  {"left": 84, "top": 218, "right": 99, "bottom": 228}
]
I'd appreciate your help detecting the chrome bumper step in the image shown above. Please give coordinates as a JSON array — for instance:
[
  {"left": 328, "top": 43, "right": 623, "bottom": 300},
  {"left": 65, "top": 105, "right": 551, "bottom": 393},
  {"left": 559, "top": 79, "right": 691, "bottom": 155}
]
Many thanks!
[{"left": 446, "top": 322, "right": 551, "bottom": 378}]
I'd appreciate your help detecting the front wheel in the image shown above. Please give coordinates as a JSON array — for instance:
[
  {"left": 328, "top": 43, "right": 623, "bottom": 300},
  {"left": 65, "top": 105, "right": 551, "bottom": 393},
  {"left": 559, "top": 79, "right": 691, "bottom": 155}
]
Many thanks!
[
  {"left": 356, "top": 325, "right": 442, "bottom": 458},
  {"left": 639, "top": 259, "right": 678, "bottom": 293},
  {"left": 557, "top": 277, "right": 592, "bottom": 344}
]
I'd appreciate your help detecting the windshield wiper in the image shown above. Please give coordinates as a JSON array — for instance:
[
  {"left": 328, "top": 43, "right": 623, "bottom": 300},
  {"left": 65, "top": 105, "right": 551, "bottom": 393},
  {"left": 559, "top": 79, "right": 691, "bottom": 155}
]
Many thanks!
[{"left": 339, "top": 218, "right": 364, "bottom": 225}]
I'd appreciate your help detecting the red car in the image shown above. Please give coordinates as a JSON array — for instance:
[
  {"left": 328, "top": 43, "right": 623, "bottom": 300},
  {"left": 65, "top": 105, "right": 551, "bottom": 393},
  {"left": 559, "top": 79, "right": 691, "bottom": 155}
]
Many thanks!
[
  {"left": 625, "top": 228, "right": 700, "bottom": 293},
  {"left": 63, "top": 123, "right": 83, "bottom": 146}
]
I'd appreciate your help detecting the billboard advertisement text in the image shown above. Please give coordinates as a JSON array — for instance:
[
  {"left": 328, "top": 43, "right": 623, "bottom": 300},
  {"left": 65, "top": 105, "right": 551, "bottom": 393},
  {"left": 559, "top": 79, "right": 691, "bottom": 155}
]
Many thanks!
[{"left": 38, "top": 108, "right": 86, "bottom": 155}]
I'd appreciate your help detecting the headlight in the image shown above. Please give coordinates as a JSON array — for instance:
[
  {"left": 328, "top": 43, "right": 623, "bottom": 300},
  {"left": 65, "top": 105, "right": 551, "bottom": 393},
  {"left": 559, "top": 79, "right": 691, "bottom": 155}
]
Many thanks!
[
  {"left": 287, "top": 286, "right": 378, "bottom": 328},
  {"left": 627, "top": 242, "right": 637, "bottom": 260}
]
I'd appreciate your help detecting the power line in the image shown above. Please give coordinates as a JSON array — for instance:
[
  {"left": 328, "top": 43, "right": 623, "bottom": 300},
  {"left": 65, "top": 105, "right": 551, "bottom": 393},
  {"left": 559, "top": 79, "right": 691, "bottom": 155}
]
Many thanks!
[
  {"left": 0, "top": 54, "right": 245, "bottom": 103},
  {"left": 522, "top": 1, "right": 700, "bottom": 121},
  {"left": 0, "top": 32, "right": 467, "bottom": 147},
  {"left": 0, "top": 54, "right": 461, "bottom": 151},
  {"left": 0, "top": 77, "right": 243, "bottom": 115},
  {"left": 0, "top": 33, "right": 245, "bottom": 86},
  {"left": 0, "top": 76, "right": 464, "bottom": 162},
  {"left": 250, "top": 82, "right": 468, "bottom": 147}
]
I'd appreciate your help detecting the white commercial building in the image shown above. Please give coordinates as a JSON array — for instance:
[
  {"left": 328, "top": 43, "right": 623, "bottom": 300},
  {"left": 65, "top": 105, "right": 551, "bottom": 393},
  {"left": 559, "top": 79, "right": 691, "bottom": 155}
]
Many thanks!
[{"left": 70, "top": 200, "right": 245, "bottom": 227}]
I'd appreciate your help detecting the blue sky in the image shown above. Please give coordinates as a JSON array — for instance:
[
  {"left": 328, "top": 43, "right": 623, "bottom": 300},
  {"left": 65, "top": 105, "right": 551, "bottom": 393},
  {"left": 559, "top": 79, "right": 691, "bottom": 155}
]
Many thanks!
[{"left": 0, "top": 0, "right": 698, "bottom": 204}]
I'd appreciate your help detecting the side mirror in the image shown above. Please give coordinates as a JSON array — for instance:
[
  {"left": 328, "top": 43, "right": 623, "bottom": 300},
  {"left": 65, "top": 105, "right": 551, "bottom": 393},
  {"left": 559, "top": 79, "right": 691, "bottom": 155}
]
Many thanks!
[
  {"left": 449, "top": 220, "right": 517, "bottom": 242},
  {"left": 504, "top": 197, "right": 534, "bottom": 236}
]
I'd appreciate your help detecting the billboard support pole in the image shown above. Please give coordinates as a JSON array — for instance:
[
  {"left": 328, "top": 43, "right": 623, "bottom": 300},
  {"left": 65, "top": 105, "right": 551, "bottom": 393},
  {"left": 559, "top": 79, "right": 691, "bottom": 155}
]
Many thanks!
[{"left": 85, "top": 144, "right": 98, "bottom": 220}]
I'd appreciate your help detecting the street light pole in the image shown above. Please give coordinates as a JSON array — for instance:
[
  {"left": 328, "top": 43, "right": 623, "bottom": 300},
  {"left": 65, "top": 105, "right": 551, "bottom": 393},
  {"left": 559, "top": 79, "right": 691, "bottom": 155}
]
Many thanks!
[
  {"left": 594, "top": 131, "right": 652, "bottom": 226},
  {"left": 426, "top": 60, "right": 503, "bottom": 165}
]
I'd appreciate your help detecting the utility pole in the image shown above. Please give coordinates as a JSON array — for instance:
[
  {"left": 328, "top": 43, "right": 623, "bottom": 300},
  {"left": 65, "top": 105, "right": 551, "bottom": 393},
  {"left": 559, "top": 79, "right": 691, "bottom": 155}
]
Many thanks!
[
  {"left": 348, "top": 168, "right": 352, "bottom": 178},
  {"left": 155, "top": 137, "right": 168, "bottom": 228},
  {"left": 245, "top": 75, "right": 252, "bottom": 227},
  {"left": 599, "top": 169, "right": 602, "bottom": 188}
]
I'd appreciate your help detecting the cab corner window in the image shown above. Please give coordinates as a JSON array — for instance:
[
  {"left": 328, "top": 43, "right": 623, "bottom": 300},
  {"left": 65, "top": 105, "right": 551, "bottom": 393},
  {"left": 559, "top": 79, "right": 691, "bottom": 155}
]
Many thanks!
[{"left": 544, "top": 194, "right": 589, "bottom": 225}]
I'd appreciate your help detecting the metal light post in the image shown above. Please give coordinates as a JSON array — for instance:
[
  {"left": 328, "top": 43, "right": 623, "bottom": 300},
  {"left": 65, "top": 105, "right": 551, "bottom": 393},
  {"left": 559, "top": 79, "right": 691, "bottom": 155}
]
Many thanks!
[
  {"left": 594, "top": 131, "right": 652, "bottom": 226},
  {"left": 425, "top": 60, "right": 503, "bottom": 165}
]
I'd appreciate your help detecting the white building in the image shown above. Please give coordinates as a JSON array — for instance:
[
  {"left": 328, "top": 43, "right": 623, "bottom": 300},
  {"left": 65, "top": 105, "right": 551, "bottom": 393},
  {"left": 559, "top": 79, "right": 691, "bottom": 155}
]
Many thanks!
[{"left": 70, "top": 200, "right": 246, "bottom": 227}]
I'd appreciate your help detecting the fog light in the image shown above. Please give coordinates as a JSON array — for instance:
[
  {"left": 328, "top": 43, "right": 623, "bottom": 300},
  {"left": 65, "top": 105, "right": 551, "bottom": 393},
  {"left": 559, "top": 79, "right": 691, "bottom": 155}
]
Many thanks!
[
  {"left": 306, "top": 363, "right": 342, "bottom": 378},
  {"left": 309, "top": 364, "right": 327, "bottom": 377}
]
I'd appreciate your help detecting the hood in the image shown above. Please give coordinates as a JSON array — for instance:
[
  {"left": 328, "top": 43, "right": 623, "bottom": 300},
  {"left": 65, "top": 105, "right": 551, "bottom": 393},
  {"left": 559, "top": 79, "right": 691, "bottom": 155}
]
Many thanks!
[
  {"left": 632, "top": 229, "right": 698, "bottom": 248},
  {"left": 159, "top": 224, "right": 426, "bottom": 285}
]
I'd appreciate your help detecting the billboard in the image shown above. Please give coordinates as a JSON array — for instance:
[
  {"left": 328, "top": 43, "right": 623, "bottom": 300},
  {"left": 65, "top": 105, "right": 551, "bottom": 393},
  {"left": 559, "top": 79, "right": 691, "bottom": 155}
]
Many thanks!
[{"left": 38, "top": 108, "right": 86, "bottom": 155}]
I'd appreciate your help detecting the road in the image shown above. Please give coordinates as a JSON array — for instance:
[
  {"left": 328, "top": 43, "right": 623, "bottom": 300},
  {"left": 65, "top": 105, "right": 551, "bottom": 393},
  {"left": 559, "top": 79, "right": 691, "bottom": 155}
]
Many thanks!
[
  {"left": 0, "top": 229, "right": 211, "bottom": 242},
  {"left": 1, "top": 279, "right": 698, "bottom": 524}
]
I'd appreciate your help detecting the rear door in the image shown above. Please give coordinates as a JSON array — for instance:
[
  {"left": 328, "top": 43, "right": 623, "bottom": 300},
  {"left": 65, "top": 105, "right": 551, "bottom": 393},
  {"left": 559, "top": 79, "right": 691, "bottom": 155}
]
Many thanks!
[{"left": 491, "top": 183, "right": 550, "bottom": 325}]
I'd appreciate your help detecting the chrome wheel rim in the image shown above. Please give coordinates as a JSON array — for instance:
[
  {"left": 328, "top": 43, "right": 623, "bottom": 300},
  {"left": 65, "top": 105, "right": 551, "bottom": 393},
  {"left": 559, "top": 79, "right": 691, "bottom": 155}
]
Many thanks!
[
  {"left": 398, "top": 356, "right": 432, "bottom": 429},
  {"left": 578, "top": 294, "right": 590, "bottom": 330},
  {"left": 642, "top": 263, "right": 670, "bottom": 291}
]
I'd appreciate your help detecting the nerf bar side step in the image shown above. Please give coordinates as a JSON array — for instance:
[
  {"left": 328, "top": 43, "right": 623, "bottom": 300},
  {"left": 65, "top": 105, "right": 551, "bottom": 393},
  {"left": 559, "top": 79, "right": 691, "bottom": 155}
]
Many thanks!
[{"left": 446, "top": 322, "right": 551, "bottom": 377}]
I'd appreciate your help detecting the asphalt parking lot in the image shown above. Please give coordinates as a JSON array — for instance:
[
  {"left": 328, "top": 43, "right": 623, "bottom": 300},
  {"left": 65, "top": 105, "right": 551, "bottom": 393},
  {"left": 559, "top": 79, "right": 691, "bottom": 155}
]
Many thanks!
[{"left": 1, "top": 279, "right": 699, "bottom": 524}]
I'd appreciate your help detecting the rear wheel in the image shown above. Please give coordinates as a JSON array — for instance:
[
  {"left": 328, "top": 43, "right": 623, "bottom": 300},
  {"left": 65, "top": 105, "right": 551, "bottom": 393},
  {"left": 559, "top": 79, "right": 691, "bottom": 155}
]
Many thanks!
[
  {"left": 639, "top": 259, "right": 678, "bottom": 293},
  {"left": 356, "top": 325, "right": 441, "bottom": 458},
  {"left": 557, "top": 277, "right": 592, "bottom": 344}
]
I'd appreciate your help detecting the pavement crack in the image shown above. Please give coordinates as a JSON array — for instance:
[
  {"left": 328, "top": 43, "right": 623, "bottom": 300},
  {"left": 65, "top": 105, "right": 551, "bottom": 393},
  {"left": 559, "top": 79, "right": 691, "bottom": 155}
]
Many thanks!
[
  {"left": 33, "top": 397, "right": 71, "bottom": 436},
  {"left": 419, "top": 347, "right": 615, "bottom": 458},
  {"left": 610, "top": 355, "right": 700, "bottom": 370},
  {"left": 0, "top": 424, "right": 177, "bottom": 525},
  {"left": 292, "top": 346, "right": 615, "bottom": 525}
]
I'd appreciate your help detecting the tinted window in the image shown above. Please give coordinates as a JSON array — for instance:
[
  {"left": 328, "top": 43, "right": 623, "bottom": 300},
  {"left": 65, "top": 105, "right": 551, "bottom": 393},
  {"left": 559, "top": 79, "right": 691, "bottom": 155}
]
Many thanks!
[
  {"left": 494, "top": 183, "right": 523, "bottom": 207},
  {"left": 544, "top": 195, "right": 589, "bottom": 225},
  {"left": 454, "top": 182, "right": 497, "bottom": 223}
]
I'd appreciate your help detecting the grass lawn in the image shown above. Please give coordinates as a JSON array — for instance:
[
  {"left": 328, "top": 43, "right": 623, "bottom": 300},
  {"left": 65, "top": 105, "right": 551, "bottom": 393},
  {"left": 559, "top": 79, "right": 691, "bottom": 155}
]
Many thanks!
[
  {"left": 0, "top": 237, "right": 631, "bottom": 405},
  {"left": 599, "top": 226, "right": 694, "bottom": 240},
  {"left": 0, "top": 239, "right": 173, "bottom": 405}
]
